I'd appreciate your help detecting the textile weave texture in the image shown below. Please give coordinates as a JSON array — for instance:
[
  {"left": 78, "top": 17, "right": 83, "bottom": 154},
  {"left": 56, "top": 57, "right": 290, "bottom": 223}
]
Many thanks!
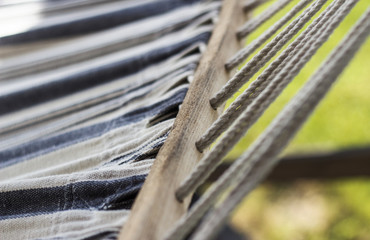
[{"left": 0, "top": 0, "right": 218, "bottom": 239}]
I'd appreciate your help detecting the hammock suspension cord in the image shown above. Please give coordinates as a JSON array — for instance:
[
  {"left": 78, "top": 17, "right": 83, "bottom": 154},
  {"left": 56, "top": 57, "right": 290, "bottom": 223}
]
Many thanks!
[
  {"left": 177, "top": 0, "right": 338, "bottom": 200},
  {"left": 227, "top": 0, "right": 313, "bottom": 70},
  {"left": 237, "top": 0, "right": 292, "bottom": 39},
  {"left": 209, "top": 0, "right": 328, "bottom": 109},
  {"left": 162, "top": 1, "right": 370, "bottom": 239},
  {"left": 195, "top": 0, "right": 343, "bottom": 153},
  {"left": 189, "top": 10, "right": 370, "bottom": 240}
]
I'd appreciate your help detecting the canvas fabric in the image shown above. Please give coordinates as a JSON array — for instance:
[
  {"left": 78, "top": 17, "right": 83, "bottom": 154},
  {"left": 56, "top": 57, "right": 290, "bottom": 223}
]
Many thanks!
[{"left": 0, "top": 0, "right": 219, "bottom": 239}]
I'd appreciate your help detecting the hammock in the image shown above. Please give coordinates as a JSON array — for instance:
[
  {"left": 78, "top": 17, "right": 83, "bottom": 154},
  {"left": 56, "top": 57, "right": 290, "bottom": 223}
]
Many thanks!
[{"left": 0, "top": 0, "right": 369, "bottom": 239}]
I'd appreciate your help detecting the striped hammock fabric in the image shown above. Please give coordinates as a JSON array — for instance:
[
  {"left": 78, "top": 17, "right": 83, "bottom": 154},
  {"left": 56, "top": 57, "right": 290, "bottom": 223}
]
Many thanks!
[{"left": 0, "top": 0, "right": 218, "bottom": 239}]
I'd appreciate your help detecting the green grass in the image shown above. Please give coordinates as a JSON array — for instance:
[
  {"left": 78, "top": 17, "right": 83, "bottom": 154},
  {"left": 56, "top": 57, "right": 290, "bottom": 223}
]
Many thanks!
[
  {"left": 227, "top": 1, "right": 370, "bottom": 239},
  {"left": 231, "top": 179, "right": 370, "bottom": 240}
]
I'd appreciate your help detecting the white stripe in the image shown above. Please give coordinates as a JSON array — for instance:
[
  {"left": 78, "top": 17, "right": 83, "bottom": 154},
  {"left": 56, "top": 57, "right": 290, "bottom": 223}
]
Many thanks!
[{"left": 0, "top": 209, "right": 130, "bottom": 240}]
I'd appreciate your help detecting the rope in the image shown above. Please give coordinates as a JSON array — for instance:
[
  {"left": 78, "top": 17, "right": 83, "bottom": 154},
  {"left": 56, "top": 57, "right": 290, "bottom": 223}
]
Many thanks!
[
  {"left": 178, "top": 0, "right": 332, "bottom": 201},
  {"left": 237, "top": 0, "right": 292, "bottom": 39},
  {"left": 165, "top": 1, "right": 364, "bottom": 239},
  {"left": 227, "top": 0, "right": 313, "bottom": 71},
  {"left": 209, "top": 0, "right": 327, "bottom": 109},
  {"left": 189, "top": 8, "right": 370, "bottom": 240},
  {"left": 176, "top": 0, "right": 346, "bottom": 206},
  {"left": 196, "top": 0, "right": 344, "bottom": 152},
  {"left": 243, "top": 0, "right": 270, "bottom": 12}
]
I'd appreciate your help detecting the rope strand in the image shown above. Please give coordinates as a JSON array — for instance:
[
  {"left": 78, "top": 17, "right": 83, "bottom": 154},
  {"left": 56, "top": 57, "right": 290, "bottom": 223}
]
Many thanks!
[
  {"left": 196, "top": 0, "right": 344, "bottom": 152},
  {"left": 226, "top": 0, "right": 313, "bottom": 71},
  {"left": 237, "top": 0, "right": 292, "bottom": 39},
  {"left": 178, "top": 0, "right": 346, "bottom": 205},
  {"left": 179, "top": 0, "right": 334, "bottom": 200},
  {"left": 210, "top": 0, "right": 328, "bottom": 109},
  {"left": 165, "top": 2, "right": 363, "bottom": 240},
  {"left": 189, "top": 8, "right": 369, "bottom": 240}
]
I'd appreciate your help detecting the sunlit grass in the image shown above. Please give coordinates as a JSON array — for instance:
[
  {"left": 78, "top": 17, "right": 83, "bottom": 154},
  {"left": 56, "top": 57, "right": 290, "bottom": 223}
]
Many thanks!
[{"left": 231, "top": 179, "right": 370, "bottom": 240}]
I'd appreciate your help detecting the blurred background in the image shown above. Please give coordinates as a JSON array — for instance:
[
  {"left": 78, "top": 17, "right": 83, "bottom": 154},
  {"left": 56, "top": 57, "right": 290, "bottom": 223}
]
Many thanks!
[{"left": 226, "top": 0, "right": 370, "bottom": 239}]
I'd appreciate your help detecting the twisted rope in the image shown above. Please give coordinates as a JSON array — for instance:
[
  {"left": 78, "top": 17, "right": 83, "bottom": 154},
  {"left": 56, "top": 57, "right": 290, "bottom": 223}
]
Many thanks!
[
  {"left": 165, "top": 1, "right": 364, "bottom": 240},
  {"left": 227, "top": 0, "right": 313, "bottom": 70},
  {"left": 189, "top": 8, "right": 369, "bottom": 240},
  {"left": 237, "top": 0, "right": 292, "bottom": 39},
  {"left": 177, "top": 0, "right": 347, "bottom": 206},
  {"left": 210, "top": 0, "right": 327, "bottom": 109},
  {"left": 178, "top": 0, "right": 332, "bottom": 201},
  {"left": 196, "top": 0, "right": 343, "bottom": 152}
]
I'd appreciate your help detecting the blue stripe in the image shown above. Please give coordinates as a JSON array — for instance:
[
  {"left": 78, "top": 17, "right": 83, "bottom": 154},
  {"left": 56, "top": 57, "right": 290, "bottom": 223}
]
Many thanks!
[
  {"left": 0, "top": 32, "right": 210, "bottom": 115},
  {"left": 0, "top": 0, "right": 203, "bottom": 45},
  {"left": 0, "top": 88, "right": 187, "bottom": 168},
  {"left": 0, "top": 175, "right": 146, "bottom": 220}
]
